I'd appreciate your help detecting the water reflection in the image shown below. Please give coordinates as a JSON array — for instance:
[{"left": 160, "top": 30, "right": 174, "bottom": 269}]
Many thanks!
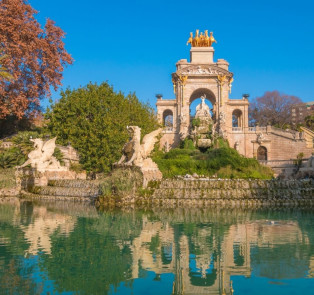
[{"left": 0, "top": 200, "right": 313, "bottom": 295}]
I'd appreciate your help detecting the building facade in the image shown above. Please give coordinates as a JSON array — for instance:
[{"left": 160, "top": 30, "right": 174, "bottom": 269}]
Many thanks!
[
  {"left": 156, "top": 31, "right": 313, "bottom": 163},
  {"left": 291, "top": 102, "right": 314, "bottom": 126}
]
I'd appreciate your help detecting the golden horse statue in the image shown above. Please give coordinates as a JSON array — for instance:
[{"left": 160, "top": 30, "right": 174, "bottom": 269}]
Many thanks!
[{"left": 186, "top": 30, "right": 217, "bottom": 47}]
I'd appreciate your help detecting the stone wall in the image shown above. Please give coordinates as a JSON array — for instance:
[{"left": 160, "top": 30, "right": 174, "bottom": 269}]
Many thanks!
[
  {"left": 227, "top": 126, "right": 313, "bottom": 161},
  {"left": 147, "top": 179, "right": 314, "bottom": 207}
]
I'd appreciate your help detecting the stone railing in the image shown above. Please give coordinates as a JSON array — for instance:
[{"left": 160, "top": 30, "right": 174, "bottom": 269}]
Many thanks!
[
  {"left": 232, "top": 127, "right": 243, "bottom": 132},
  {"left": 259, "top": 159, "right": 309, "bottom": 167},
  {"left": 300, "top": 126, "right": 314, "bottom": 148},
  {"left": 269, "top": 126, "right": 301, "bottom": 140},
  {"left": 163, "top": 127, "right": 173, "bottom": 133}
]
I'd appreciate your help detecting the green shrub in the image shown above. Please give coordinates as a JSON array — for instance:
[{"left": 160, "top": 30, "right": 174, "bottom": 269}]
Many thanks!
[
  {"left": 53, "top": 147, "right": 64, "bottom": 165},
  {"left": 0, "top": 147, "right": 25, "bottom": 169},
  {"left": 70, "top": 162, "right": 85, "bottom": 173},
  {"left": 192, "top": 118, "right": 200, "bottom": 128},
  {"left": 153, "top": 139, "right": 273, "bottom": 179},
  {"left": 99, "top": 168, "right": 143, "bottom": 198},
  {"left": 180, "top": 138, "right": 196, "bottom": 150},
  {"left": 0, "top": 168, "right": 16, "bottom": 189}
]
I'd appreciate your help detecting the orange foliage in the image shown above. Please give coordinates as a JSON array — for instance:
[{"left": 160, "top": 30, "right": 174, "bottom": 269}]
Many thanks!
[{"left": 0, "top": 0, "right": 73, "bottom": 119}]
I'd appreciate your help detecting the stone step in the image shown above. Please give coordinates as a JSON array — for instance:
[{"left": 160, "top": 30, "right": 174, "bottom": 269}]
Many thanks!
[
  {"left": 158, "top": 179, "right": 314, "bottom": 190},
  {"left": 33, "top": 186, "right": 100, "bottom": 198},
  {"left": 48, "top": 179, "right": 101, "bottom": 189},
  {"left": 152, "top": 187, "right": 314, "bottom": 200}
]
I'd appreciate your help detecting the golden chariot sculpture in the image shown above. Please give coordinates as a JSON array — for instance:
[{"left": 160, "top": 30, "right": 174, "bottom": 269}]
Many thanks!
[{"left": 186, "top": 30, "right": 217, "bottom": 47}]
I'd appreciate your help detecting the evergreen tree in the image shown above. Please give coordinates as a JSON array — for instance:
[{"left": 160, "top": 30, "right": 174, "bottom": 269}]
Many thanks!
[{"left": 46, "top": 82, "right": 159, "bottom": 173}]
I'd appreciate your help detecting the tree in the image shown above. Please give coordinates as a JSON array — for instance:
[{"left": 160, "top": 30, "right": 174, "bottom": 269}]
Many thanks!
[
  {"left": 45, "top": 82, "right": 159, "bottom": 173},
  {"left": 304, "top": 114, "right": 314, "bottom": 130},
  {"left": 0, "top": 55, "right": 13, "bottom": 81},
  {"left": 0, "top": 0, "right": 73, "bottom": 120},
  {"left": 249, "top": 91, "right": 302, "bottom": 128}
]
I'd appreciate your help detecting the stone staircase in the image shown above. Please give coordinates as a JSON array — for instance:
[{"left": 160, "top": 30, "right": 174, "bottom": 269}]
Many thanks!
[
  {"left": 150, "top": 178, "right": 314, "bottom": 207},
  {"left": 300, "top": 126, "right": 314, "bottom": 149},
  {"left": 25, "top": 179, "right": 101, "bottom": 202}
]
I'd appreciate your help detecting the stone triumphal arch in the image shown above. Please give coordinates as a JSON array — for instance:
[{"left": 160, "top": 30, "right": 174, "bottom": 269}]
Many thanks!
[{"left": 156, "top": 30, "right": 313, "bottom": 169}]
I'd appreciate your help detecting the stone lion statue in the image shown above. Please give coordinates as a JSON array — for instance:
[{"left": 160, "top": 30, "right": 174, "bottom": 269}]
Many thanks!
[{"left": 115, "top": 126, "right": 162, "bottom": 167}]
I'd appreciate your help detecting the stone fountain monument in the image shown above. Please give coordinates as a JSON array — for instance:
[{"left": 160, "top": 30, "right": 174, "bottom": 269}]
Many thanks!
[{"left": 191, "top": 94, "right": 213, "bottom": 148}]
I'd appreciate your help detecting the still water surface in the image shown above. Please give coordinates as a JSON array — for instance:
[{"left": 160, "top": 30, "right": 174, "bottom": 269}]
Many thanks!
[{"left": 0, "top": 199, "right": 313, "bottom": 295}]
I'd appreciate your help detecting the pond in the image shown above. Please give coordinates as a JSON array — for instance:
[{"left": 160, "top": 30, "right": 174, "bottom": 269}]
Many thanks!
[{"left": 0, "top": 199, "right": 313, "bottom": 295}]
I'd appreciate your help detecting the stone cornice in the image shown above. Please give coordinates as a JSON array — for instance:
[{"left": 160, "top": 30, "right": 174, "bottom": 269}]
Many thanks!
[{"left": 173, "top": 64, "right": 233, "bottom": 79}]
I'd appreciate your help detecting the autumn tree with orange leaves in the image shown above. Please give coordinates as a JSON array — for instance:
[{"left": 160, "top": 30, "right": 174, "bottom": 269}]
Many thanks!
[{"left": 0, "top": 0, "right": 73, "bottom": 124}]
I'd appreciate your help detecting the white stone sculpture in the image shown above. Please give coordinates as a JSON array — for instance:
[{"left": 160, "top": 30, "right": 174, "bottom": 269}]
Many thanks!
[
  {"left": 256, "top": 133, "right": 265, "bottom": 144},
  {"left": 219, "top": 111, "right": 226, "bottom": 124},
  {"left": 195, "top": 95, "right": 211, "bottom": 118},
  {"left": 179, "top": 113, "right": 188, "bottom": 126},
  {"left": 116, "top": 126, "right": 162, "bottom": 167},
  {"left": 115, "top": 126, "right": 163, "bottom": 186},
  {"left": 179, "top": 65, "right": 229, "bottom": 76},
  {"left": 19, "top": 137, "right": 67, "bottom": 172}
]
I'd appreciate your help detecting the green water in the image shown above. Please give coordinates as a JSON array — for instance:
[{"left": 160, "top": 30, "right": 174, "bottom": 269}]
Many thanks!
[{"left": 0, "top": 200, "right": 313, "bottom": 295}]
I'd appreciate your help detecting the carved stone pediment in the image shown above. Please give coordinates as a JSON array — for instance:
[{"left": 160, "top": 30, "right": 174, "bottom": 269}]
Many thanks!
[{"left": 175, "top": 65, "right": 233, "bottom": 77}]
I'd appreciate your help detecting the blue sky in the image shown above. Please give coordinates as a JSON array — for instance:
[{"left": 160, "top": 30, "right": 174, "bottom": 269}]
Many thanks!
[{"left": 30, "top": 0, "right": 314, "bottom": 108}]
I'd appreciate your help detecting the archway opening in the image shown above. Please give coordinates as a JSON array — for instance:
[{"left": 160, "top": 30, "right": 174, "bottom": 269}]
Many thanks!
[
  {"left": 232, "top": 109, "right": 243, "bottom": 128},
  {"left": 163, "top": 109, "right": 173, "bottom": 131},
  {"left": 189, "top": 88, "right": 216, "bottom": 120},
  {"left": 257, "top": 146, "right": 267, "bottom": 161},
  {"left": 190, "top": 98, "right": 213, "bottom": 118}
]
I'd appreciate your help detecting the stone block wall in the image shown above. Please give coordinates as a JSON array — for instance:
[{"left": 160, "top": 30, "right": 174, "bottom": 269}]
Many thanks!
[{"left": 149, "top": 179, "right": 314, "bottom": 207}]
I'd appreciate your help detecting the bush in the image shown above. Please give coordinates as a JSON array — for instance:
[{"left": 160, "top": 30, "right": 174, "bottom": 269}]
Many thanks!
[
  {"left": 153, "top": 139, "right": 273, "bottom": 179},
  {"left": 99, "top": 168, "right": 143, "bottom": 198},
  {"left": 0, "top": 168, "right": 16, "bottom": 189},
  {"left": 0, "top": 146, "right": 28, "bottom": 169},
  {"left": 0, "top": 130, "right": 67, "bottom": 169},
  {"left": 180, "top": 138, "right": 196, "bottom": 150}
]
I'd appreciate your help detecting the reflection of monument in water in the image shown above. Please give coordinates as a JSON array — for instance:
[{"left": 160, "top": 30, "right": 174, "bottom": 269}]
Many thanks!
[
  {"left": 130, "top": 216, "right": 311, "bottom": 295},
  {"left": 0, "top": 200, "right": 98, "bottom": 256}
]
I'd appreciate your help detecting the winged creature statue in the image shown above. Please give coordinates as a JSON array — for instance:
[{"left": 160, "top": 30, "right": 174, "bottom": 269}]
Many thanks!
[
  {"left": 19, "top": 137, "right": 66, "bottom": 172},
  {"left": 115, "top": 126, "right": 162, "bottom": 167}
]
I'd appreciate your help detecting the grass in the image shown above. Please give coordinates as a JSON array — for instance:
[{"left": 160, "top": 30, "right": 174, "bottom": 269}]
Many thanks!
[
  {"left": 152, "top": 139, "right": 273, "bottom": 179},
  {"left": 0, "top": 168, "right": 16, "bottom": 189}
]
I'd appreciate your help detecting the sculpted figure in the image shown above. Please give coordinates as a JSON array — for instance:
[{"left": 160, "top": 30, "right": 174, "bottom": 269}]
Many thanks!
[
  {"left": 199, "top": 32, "right": 205, "bottom": 46},
  {"left": 256, "top": 133, "right": 265, "bottom": 144},
  {"left": 179, "top": 113, "right": 188, "bottom": 126},
  {"left": 195, "top": 95, "right": 211, "bottom": 118},
  {"left": 219, "top": 111, "right": 226, "bottom": 124},
  {"left": 19, "top": 137, "right": 65, "bottom": 171},
  {"left": 187, "top": 30, "right": 217, "bottom": 47},
  {"left": 209, "top": 31, "right": 217, "bottom": 46},
  {"left": 186, "top": 32, "right": 193, "bottom": 46},
  {"left": 116, "top": 126, "right": 162, "bottom": 167},
  {"left": 204, "top": 30, "right": 210, "bottom": 46},
  {"left": 193, "top": 29, "right": 200, "bottom": 47}
]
